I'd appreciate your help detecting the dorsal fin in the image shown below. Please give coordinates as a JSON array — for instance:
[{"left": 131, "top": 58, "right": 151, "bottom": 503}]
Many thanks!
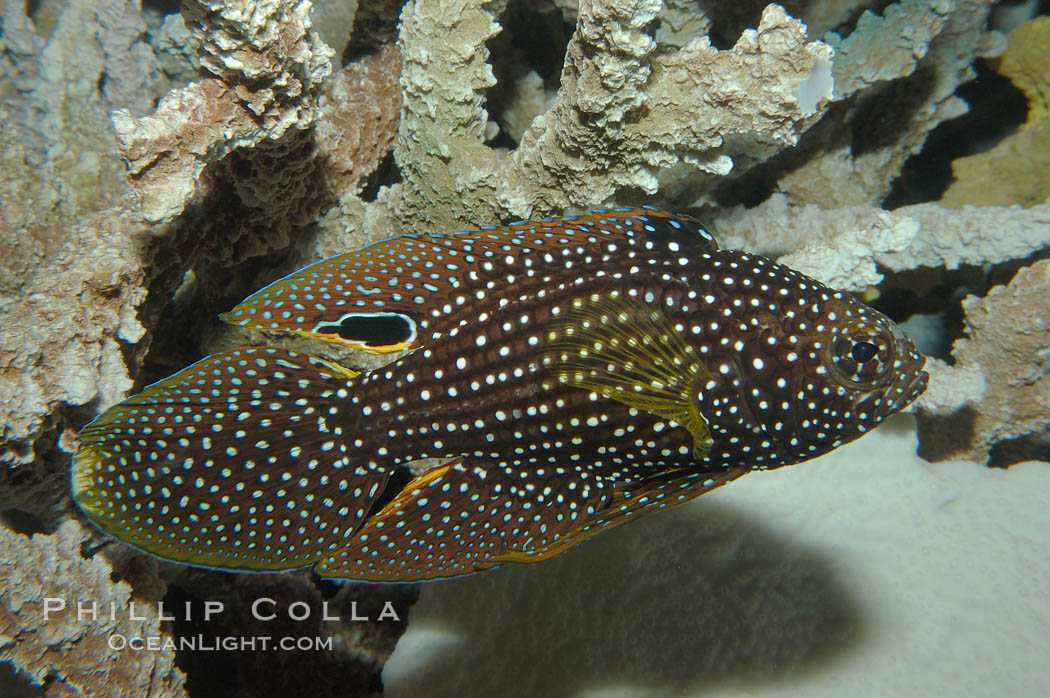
[{"left": 221, "top": 208, "right": 717, "bottom": 353}]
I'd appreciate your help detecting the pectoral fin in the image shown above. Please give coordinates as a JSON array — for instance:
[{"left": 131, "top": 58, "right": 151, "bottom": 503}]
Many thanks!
[
  {"left": 541, "top": 292, "right": 714, "bottom": 459},
  {"left": 316, "top": 458, "right": 508, "bottom": 582}
]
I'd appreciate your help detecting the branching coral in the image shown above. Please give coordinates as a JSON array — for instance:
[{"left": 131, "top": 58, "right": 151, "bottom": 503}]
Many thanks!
[
  {"left": 316, "top": 42, "right": 402, "bottom": 200},
  {"left": 94, "top": 0, "right": 167, "bottom": 117},
  {"left": 656, "top": 0, "right": 712, "bottom": 49},
  {"left": 302, "top": 0, "right": 836, "bottom": 253},
  {"left": 514, "top": 3, "right": 833, "bottom": 203},
  {"left": 0, "top": 1, "right": 162, "bottom": 503},
  {"left": 912, "top": 357, "right": 986, "bottom": 416},
  {"left": 382, "top": 0, "right": 505, "bottom": 232},
  {"left": 747, "top": 0, "right": 1001, "bottom": 209},
  {"left": 0, "top": 21, "right": 153, "bottom": 467},
  {"left": 311, "top": 0, "right": 361, "bottom": 56},
  {"left": 2, "top": 0, "right": 336, "bottom": 465},
  {"left": 337, "top": 0, "right": 835, "bottom": 241},
  {"left": 114, "top": 0, "right": 335, "bottom": 223},
  {"left": 776, "top": 210, "right": 918, "bottom": 291},
  {"left": 714, "top": 195, "right": 1050, "bottom": 273},
  {"left": 824, "top": 0, "right": 956, "bottom": 100},
  {"left": 0, "top": 204, "right": 149, "bottom": 471},
  {"left": 1, "top": 0, "right": 132, "bottom": 220}
]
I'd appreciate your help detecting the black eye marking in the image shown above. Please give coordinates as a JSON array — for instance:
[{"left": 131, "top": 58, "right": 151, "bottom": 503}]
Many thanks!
[
  {"left": 851, "top": 341, "right": 877, "bottom": 363},
  {"left": 315, "top": 312, "right": 416, "bottom": 347}
]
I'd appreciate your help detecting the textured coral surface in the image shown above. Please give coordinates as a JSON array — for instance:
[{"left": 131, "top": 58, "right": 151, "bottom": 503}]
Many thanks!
[
  {"left": 946, "top": 259, "right": 1050, "bottom": 461},
  {"left": 0, "top": 521, "right": 185, "bottom": 697},
  {"left": 1, "top": 0, "right": 1049, "bottom": 695}
]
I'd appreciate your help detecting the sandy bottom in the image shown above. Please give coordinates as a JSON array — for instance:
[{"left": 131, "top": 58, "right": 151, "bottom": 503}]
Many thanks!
[{"left": 383, "top": 415, "right": 1049, "bottom": 697}]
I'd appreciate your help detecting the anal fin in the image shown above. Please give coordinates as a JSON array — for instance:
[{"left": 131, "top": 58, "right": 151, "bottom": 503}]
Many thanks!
[
  {"left": 493, "top": 467, "right": 746, "bottom": 564},
  {"left": 315, "top": 454, "right": 747, "bottom": 581}
]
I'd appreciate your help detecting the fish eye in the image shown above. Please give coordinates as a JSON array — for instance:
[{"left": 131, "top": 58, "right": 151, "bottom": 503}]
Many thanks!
[
  {"left": 850, "top": 341, "right": 877, "bottom": 363},
  {"left": 827, "top": 324, "right": 894, "bottom": 388}
]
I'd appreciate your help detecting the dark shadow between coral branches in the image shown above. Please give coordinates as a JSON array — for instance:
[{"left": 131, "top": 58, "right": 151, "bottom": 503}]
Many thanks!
[
  {"left": 0, "top": 660, "right": 41, "bottom": 698},
  {"left": 387, "top": 497, "right": 862, "bottom": 697}
]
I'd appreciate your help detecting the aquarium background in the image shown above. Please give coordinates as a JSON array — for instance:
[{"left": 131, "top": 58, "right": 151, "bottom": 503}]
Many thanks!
[{"left": 1, "top": 1, "right": 1048, "bottom": 696}]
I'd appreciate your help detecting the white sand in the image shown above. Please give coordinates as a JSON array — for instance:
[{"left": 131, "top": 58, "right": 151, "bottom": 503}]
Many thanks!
[{"left": 383, "top": 415, "right": 1050, "bottom": 697}]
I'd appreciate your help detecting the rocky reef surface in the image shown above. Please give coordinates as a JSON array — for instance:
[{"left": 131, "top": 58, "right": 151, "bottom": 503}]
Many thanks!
[{"left": 0, "top": 1, "right": 1047, "bottom": 696}]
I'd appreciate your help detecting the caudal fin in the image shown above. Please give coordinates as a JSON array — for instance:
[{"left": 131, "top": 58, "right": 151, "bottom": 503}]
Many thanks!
[{"left": 73, "top": 347, "right": 390, "bottom": 572}]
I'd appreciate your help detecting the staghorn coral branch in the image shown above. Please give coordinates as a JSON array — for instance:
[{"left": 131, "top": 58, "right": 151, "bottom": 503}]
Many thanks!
[
  {"left": 316, "top": 43, "right": 403, "bottom": 199},
  {"left": 182, "top": 0, "right": 334, "bottom": 124},
  {"left": 937, "top": 260, "right": 1050, "bottom": 462},
  {"left": 391, "top": 0, "right": 505, "bottom": 231},
  {"left": 877, "top": 201, "right": 1050, "bottom": 271},
  {"left": 767, "top": 0, "right": 1000, "bottom": 208},
  {"left": 508, "top": 0, "right": 664, "bottom": 208},
  {"left": 714, "top": 194, "right": 1050, "bottom": 274},
  {"left": 112, "top": 78, "right": 260, "bottom": 223},
  {"left": 826, "top": 0, "right": 956, "bottom": 99},
  {"left": 508, "top": 3, "right": 827, "bottom": 212},
  {"left": 509, "top": 3, "right": 833, "bottom": 212},
  {"left": 385, "top": 0, "right": 834, "bottom": 231},
  {"left": 0, "top": 204, "right": 150, "bottom": 465}
]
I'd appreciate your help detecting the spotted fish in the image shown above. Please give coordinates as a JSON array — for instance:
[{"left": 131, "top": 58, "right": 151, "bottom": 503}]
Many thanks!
[{"left": 72, "top": 208, "right": 928, "bottom": 582}]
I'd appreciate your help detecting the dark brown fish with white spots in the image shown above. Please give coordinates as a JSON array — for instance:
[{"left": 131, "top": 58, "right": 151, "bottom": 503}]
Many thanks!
[{"left": 72, "top": 208, "right": 928, "bottom": 582}]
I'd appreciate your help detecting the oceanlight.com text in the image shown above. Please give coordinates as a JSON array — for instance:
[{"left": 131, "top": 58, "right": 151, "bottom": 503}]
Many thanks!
[{"left": 108, "top": 633, "right": 335, "bottom": 652}]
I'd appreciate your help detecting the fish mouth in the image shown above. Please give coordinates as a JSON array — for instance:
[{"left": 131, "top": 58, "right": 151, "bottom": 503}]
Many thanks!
[
  {"left": 896, "top": 346, "right": 930, "bottom": 409},
  {"left": 895, "top": 329, "right": 929, "bottom": 401},
  {"left": 902, "top": 367, "right": 930, "bottom": 407},
  {"left": 850, "top": 363, "right": 929, "bottom": 420}
]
